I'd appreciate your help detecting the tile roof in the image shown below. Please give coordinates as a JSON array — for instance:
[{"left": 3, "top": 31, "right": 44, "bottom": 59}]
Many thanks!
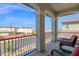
[{"left": 62, "top": 18, "right": 79, "bottom": 23}]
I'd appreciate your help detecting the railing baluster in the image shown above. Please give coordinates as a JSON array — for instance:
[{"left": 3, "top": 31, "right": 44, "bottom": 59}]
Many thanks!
[
  {"left": 20, "top": 38, "right": 22, "bottom": 55},
  {"left": 23, "top": 37, "right": 25, "bottom": 55},
  {"left": 22, "top": 37, "right": 24, "bottom": 55},
  {"left": 28, "top": 37, "right": 29, "bottom": 53},
  {"left": 32, "top": 36, "right": 35, "bottom": 50},
  {"left": 31, "top": 36, "right": 33, "bottom": 50},
  {"left": 7, "top": 40, "right": 9, "bottom": 56},
  {"left": 18, "top": 38, "right": 21, "bottom": 56},
  {"left": 7, "top": 40, "right": 10, "bottom": 56},
  {"left": 12, "top": 39, "right": 14, "bottom": 56},
  {"left": 15, "top": 38, "right": 17, "bottom": 56},
  {"left": 25, "top": 37, "right": 27, "bottom": 54},
  {"left": 22, "top": 38, "right": 24, "bottom": 55},
  {"left": 19, "top": 38, "right": 22, "bottom": 56},
  {"left": 18, "top": 38, "right": 19, "bottom": 56},
  {"left": 28, "top": 36, "right": 31, "bottom": 53},
  {"left": 11, "top": 39, "right": 13, "bottom": 56},
  {"left": 21, "top": 38, "right": 23, "bottom": 55},
  {"left": 24, "top": 37, "right": 27, "bottom": 55},
  {"left": 4, "top": 40, "right": 6, "bottom": 56},
  {"left": 32, "top": 36, "right": 34, "bottom": 49},
  {"left": 33, "top": 35, "right": 35, "bottom": 49},
  {"left": 33, "top": 36, "right": 36, "bottom": 48},
  {"left": 29, "top": 36, "right": 32, "bottom": 51},
  {"left": 0, "top": 41, "right": 4, "bottom": 56},
  {"left": 10, "top": 39, "right": 12, "bottom": 56},
  {"left": 27, "top": 37, "right": 29, "bottom": 53},
  {"left": 17, "top": 38, "right": 19, "bottom": 56},
  {"left": 28, "top": 37, "right": 30, "bottom": 53},
  {"left": 5, "top": 40, "right": 7, "bottom": 56}
]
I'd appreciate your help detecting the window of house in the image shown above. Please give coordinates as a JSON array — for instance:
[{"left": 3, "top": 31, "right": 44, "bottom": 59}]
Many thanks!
[{"left": 66, "top": 24, "right": 69, "bottom": 29}]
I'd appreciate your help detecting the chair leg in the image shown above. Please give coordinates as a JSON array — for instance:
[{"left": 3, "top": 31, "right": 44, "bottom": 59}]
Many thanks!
[
  {"left": 50, "top": 49, "right": 66, "bottom": 56},
  {"left": 51, "top": 50, "right": 54, "bottom": 55},
  {"left": 59, "top": 42, "right": 62, "bottom": 49}
]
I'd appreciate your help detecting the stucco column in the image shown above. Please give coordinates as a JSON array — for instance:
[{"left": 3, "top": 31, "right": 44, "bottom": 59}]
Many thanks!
[
  {"left": 36, "top": 9, "right": 45, "bottom": 52},
  {"left": 51, "top": 16, "right": 58, "bottom": 42}
]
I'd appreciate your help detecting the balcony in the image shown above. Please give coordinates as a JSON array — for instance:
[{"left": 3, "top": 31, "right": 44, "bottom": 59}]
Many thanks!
[
  {"left": 0, "top": 3, "right": 79, "bottom": 56},
  {"left": 0, "top": 32, "right": 79, "bottom": 56},
  {"left": 0, "top": 32, "right": 52, "bottom": 56}
]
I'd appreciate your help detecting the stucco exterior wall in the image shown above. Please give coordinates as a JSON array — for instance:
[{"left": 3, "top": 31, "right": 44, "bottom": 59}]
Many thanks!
[
  {"left": 0, "top": 27, "right": 15, "bottom": 32},
  {"left": 62, "top": 23, "right": 79, "bottom": 30},
  {"left": 17, "top": 28, "right": 33, "bottom": 34},
  {"left": 0, "top": 27, "right": 33, "bottom": 34},
  {"left": 63, "top": 24, "right": 67, "bottom": 30}
]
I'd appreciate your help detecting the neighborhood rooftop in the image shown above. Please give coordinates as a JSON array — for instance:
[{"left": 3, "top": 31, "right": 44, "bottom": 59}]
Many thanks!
[
  {"left": 62, "top": 18, "right": 79, "bottom": 23},
  {"left": 0, "top": 26, "right": 32, "bottom": 28}
]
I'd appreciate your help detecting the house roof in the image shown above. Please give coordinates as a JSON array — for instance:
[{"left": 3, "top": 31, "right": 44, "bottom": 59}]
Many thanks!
[
  {"left": 62, "top": 18, "right": 79, "bottom": 23},
  {"left": 0, "top": 26, "right": 32, "bottom": 28}
]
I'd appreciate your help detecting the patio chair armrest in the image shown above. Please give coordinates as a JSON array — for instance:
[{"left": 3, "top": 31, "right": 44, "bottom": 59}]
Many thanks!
[
  {"left": 61, "top": 38, "right": 70, "bottom": 40},
  {"left": 60, "top": 39, "right": 72, "bottom": 43},
  {"left": 60, "top": 41, "right": 73, "bottom": 46}
]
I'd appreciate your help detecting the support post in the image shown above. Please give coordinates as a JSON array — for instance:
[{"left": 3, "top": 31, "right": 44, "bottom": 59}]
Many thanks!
[
  {"left": 36, "top": 9, "right": 45, "bottom": 52},
  {"left": 51, "top": 15, "right": 58, "bottom": 42}
]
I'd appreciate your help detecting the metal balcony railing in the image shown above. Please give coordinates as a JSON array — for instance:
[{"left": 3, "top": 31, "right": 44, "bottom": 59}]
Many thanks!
[{"left": 0, "top": 34, "right": 37, "bottom": 56}]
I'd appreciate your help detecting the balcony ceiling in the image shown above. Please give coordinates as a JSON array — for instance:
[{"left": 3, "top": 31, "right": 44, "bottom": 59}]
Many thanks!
[{"left": 24, "top": 3, "right": 79, "bottom": 17}]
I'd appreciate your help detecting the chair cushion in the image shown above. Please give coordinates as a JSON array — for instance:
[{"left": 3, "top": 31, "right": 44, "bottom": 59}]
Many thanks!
[{"left": 70, "top": 46, "right": 79, "bottom": 56}]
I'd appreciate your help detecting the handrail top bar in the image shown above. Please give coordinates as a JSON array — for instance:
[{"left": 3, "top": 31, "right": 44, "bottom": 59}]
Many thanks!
[{"left": 0, "top": 34, "right": 37, "bottom": 41}]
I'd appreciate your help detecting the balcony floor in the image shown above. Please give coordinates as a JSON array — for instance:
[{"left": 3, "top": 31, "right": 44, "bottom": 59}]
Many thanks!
[{"left": 28, "top": 41, "right": 60, "bottom": 56}]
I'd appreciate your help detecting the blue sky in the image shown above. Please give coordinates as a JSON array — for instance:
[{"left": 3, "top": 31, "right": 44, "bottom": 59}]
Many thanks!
[
  {"left": 0, "top": 3, "right": 79, "bottom": 29},
  {"left": 0, "top": 3, "right": 36, "bottom": 28}
]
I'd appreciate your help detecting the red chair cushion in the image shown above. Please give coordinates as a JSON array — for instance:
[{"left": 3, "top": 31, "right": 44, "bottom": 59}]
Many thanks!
[{"left": 70, "top": 46, "right": 79, "bottom": 56}]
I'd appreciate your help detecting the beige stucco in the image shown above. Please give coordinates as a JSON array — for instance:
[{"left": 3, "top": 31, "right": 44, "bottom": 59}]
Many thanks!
[
  {"left": 35, "top": 9, "right": 45, "bottom": 52},
  {"left": 63, "top": 23, "right": 79, "bottom": 30},
  {"left": 24, "top": 3, "right": 79, "bottom": 19}
]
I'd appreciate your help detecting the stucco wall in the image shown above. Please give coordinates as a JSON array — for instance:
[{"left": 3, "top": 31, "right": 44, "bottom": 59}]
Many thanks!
[
  {"left": 0, "top": 27, "right": 33, "bottom": 34},
  {"left": 62, "top": 23, "right": 79, "bottom": 30}
]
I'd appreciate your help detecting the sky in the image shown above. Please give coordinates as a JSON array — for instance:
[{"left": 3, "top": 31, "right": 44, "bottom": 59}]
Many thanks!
[
  {"left": 0, "top": 3, "right": 79, "bottom": 29},
  {"left": 0, "top": 3, "right": 36, "bottom": 28}
]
